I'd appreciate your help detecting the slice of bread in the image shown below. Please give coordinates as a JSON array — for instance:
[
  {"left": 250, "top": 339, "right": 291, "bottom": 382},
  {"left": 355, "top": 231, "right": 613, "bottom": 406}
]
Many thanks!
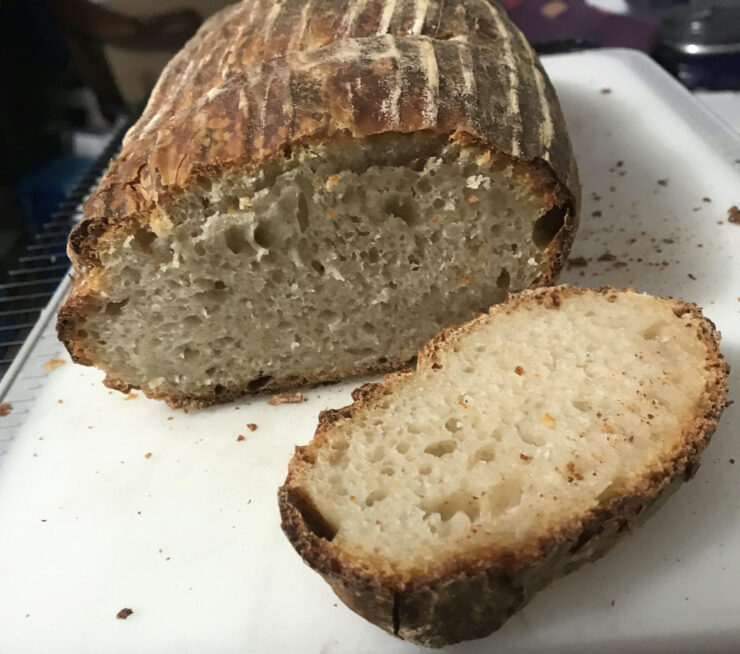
[{"left": 279, "top": 286, "right": 729, "bottom": 647}]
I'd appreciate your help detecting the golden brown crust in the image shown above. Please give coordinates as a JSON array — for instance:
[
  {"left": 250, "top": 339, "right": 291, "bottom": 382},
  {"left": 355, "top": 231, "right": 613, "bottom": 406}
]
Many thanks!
[
  {"left": 58, "top": 0, "right": 580, "bottom": 407},
  {"left": 278, "top": 285, "right": 729, "bottom": 647}
]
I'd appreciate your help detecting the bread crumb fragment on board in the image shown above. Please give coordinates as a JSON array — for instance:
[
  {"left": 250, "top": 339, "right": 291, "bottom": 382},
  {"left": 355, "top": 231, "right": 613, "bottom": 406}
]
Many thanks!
[
  {"left": 728, "top": 205, "right": 740, "bottom": 225},
  {"left": 144, "top": 452, "right": 152, "bottom": 459},
  {"left": 247, "top": 423, "right": 258, "bottom": 432},
  {"left": 0, "top": 402, "right": 11, "bottom": 417},
  {"left": 566, "top": 256, "right": 588, "bottom": 270},
  {"left": 116, "top": 608, "right": 133, "bottom": 620},
  {"left": 124, "top": 392, "right": 139, "bottom": 401},
  {"left": 43, "top": 358, "right": 66, "bottom": 372},
  {"left": 600, "top": 87, "right": 611, "bottom": 94},
  {"left": 237, "top": 435, "right": 246, "bottom": 442},
  {"left": 268, "top": 392, "right": 304, "bottom": 406},
  {"left": 657, "top": 178, "right": 669, "bottom": 186}
]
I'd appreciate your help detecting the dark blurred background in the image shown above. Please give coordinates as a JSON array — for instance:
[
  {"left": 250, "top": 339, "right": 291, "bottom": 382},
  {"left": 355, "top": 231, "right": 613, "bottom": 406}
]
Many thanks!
[{"left": 0, "top": 0, "right": 738, "bottom": 366}]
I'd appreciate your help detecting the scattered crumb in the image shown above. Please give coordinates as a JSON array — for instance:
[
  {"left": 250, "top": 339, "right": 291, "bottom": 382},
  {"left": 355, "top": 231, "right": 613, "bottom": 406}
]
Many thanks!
[
  {"left": 519, "top": 453, "right": 532, "bottom": 461},
  {"left": 459, "top": 274, "right": 471, "bottom": 286},
  {"left": 611, "top": 600, "right": 616, "bottom": 607},
  {"left": 702, "top": 197, "right": 712, "bottom": 203},
  {"left": 730, "top": 459, "right": 735, "bottom": 465},
  {"left": 597, "top": 251, "right": 616, "bottom": 262},
  {"left": 43, "top": 358, "right": 66, "bottom": 372},
  {"left": 237, "top": 435, "right": 246, "bottom": 442},
  {"left": 687, "top": 273, "right": 697, "bottom": 280},
  {"left": 728, "top": 205, "right": 740, "bottom": 225},
  {"left": 467, "top": 195, "right": 479, "bottom": 204},
  {"left": 600, "top": 88, "right": 611, "bottom": 94},
  {"left": 58, "top": 399, "right": 63, "bottom": 404},
  {"left": 124, "top": 392, "right": 139, "bottom": 401},
  {"left": 144, "top": 452, "right": 152, "bottom": 459},
  {"left": 566, "top": 256, "right": 588, "bottom": 270},
  {"left": 591, "top": 210, "right": 602, "bottom": 217},
  {"left": 247, "top": 423, "right": 258, "bottom": 432},
  {"left": 514, "top": 366, "right": 525, "bottom": 375},
  {"left": 616, "top": 161, "right": 623, "bottom": 168},
  {"left": 657, "top": 179, "right": 668, "bottom": 186},
  {"left": 268, "top": 392, "right": 304, "bottom": 405},
  {"left": 167, "top": 416, "right": 173, "bottom": 421},
  {"left": 116, "top": 608, "right": 133, "bottom": 620},
  {"left": 0, "top": 402, "right": 11, "bottom": 417}
]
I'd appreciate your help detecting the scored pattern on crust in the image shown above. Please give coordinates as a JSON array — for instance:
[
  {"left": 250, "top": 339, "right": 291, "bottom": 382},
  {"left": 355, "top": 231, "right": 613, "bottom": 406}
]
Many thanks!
[{"left": 66, "top": 0, "right": 579, "bottom": 272}]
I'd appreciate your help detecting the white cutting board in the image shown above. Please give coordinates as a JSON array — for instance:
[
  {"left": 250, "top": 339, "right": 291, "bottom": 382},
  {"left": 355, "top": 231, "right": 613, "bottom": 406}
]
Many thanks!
[{"left": 0, "top": 49, "right": 739, "bottom": 654}]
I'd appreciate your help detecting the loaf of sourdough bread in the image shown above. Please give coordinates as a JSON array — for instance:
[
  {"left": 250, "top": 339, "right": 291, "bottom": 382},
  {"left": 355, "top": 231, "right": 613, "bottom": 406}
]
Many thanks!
[
  {"left": 58, "top": 0, "right": 579, "bottom": 407},
  {"left": 279, "top": 286, "right": 729, "bottom": 647}
]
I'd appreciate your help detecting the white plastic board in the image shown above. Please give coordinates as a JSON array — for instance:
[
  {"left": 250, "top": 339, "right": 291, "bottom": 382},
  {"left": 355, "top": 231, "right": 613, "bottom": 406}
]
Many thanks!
[{"left": 0, "top": 49, "right": 739, "bottom": 654}]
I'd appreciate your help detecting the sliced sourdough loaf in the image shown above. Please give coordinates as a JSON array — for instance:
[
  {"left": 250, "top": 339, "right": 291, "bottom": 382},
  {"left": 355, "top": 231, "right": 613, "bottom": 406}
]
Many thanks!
[
  {"left": 57, "top": 0, "right": 579, "bottom": 408},
  {"left": 279, "top": 286, "right": 729, "bottom": 647}
]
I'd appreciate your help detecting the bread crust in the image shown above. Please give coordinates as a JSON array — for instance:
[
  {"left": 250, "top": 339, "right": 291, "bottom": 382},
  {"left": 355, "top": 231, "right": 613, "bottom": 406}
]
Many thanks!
[
  {"left": 58, "top": 0, "right": 580, "bottom": 407},
  {"left": 278, "top": 285, "right": 729, "bottom": 647}
]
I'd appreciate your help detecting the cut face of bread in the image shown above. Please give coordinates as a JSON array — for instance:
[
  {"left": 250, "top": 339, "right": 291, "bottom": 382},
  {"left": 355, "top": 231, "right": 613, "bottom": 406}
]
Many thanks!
[
  {"left": 59, "top": 134, "right": 571, "bottom": 406},
  {"left": 279, "top": 286, "right": 728, "bottom": 647},
  {"left": 57, "top": 0, "right": 581, "bottom": 408}
]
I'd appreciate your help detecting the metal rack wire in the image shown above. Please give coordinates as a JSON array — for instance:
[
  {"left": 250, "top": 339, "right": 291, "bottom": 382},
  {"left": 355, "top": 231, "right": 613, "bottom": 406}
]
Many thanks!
[{"left": 0, "top": 113, "right": 138, "bottom": 378}]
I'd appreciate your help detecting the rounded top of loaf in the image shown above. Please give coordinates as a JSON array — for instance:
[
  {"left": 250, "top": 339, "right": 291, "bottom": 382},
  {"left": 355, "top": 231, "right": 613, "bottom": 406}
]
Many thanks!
[{"left": 67, "top": 0, "right": 579, "bottom": 271}]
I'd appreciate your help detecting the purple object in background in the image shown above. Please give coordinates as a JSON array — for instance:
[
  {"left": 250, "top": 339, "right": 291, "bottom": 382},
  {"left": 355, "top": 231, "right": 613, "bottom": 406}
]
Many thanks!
[{"left": 502, "top": 0, "right": 661, "bottom": 52}]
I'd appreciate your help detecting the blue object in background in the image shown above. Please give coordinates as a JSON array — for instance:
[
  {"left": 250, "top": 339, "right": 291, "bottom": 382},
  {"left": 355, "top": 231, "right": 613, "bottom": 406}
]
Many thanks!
[{"left": 14, "top": 154, "right": 92, "bottom": 236}]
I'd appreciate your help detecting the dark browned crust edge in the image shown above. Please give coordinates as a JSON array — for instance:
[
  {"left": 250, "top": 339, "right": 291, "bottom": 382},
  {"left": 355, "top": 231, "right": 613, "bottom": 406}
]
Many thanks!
[{"left": 278, "top": 285, "right": 729, "bottom": 647}]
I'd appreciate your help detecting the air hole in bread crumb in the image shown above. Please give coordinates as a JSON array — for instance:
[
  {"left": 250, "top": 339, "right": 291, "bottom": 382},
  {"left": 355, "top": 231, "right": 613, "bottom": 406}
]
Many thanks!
[
  {"left": 381, "top": 467, "right": 395, "bottom": 476},
  {"left": 253, "top": 223, "right": 275, "bottom": 249},
  {"left": 224, "top": 226, "right": 250, "bottom": 254},
  {"left": 533, "top": 205, "right": 566, "bottom": 248},
  {"left": 105, "top": 299, "right": 129, "bottom": 316},
  {"left": 134, "top": 228, "right": 156, "bottom": 249},
  {"left": 641, "top": 321, "right": 666, "bottom": 341},
  {"left": 473, "top": 447, "right": 495, "bottom": 463},
  {"left": 485, "top": 480, "right": 522, "bottom": 514},
  {"left": 296, "top": 193, "right": 309, "bottom": 231},
  {"left": 445, "top": 418, "right": 462, "bottom": 433},
  {"left": 383, "top": 196, "right": 420, "bottom": 227},
  {"left": 421, "top": 491, "right": 479, "bottom": 522},
  {"left": 572, "top": 399, "right": 590, "bottom": 412},
  {"left": 419, "top": 464, "right": 432, "bottom": 475},
  {"left": 310, "top": 260, "right": 325, "bottom": 275},
  {"left": 368, "top": 447, "right": 384, "bottom": 463},
  {"left": 424, "top": 440, "right": 457, "bottom": 457},
  {"left": 396, "top": 442, "right": 410, "bottom": 455},
  {"left": 365, "top": 490, "right": 387, "bottom": 507},
  {"left": 496, "top": 268, "right": 510, "bottom": 290},
  {"left": 247, "top": 375, "right": 272, "bottom": 391}
]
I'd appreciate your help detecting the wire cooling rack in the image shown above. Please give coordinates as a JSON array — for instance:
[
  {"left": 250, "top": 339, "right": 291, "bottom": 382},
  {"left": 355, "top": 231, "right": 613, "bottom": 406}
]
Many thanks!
[{"left": 0, "top": 114, "right": 140, "bottom": 382}]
